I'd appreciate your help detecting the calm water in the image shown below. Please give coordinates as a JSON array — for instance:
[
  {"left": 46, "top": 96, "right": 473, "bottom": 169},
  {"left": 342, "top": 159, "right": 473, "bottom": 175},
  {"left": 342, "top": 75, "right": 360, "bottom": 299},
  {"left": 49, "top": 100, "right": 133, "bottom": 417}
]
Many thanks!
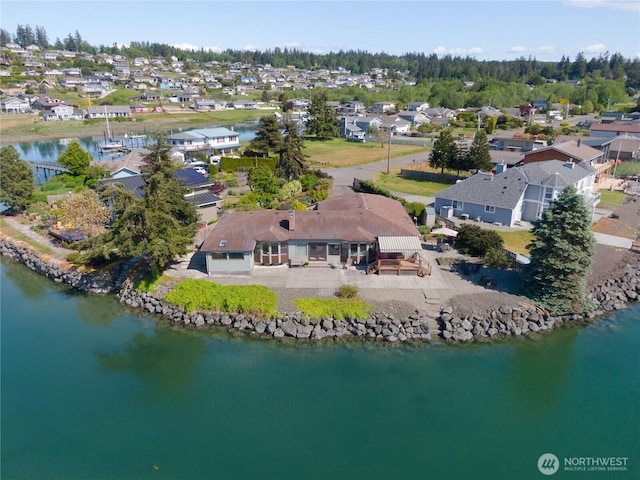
[
  {"left": 7, "top": 122, "right": 258, "bottom": 165},
  {"left": 1, "top": 257, "right": 639, "bottom": 480}
]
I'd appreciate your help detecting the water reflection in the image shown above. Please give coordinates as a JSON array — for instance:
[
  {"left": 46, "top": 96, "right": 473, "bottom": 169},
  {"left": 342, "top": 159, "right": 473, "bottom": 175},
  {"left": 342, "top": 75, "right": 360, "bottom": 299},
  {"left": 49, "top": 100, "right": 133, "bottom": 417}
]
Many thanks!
[
  {"left": 1, "top": 257, "right": 48, "bottom": 300},
  {"left": 97, "top": 325, "right": 207, "bottom": 402},
  {"left": 509, "top": 326, "right": 580, "bottom": 416}
]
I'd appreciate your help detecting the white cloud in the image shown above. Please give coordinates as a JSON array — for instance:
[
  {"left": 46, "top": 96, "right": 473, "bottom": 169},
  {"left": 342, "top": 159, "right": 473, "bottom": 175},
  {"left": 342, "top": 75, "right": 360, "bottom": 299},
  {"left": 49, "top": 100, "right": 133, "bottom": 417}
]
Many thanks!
[
  {"left": 564, "top": 1, "right": 640, "bottom": 12},
  {"left": 433, "top": 46, "right": 484, "bottom": 57},
  {"left": 172, "top": 42, "right": 222, "bottom": 52},
  {"left": 582, "top": 43, "right": 607, "bottom": 54},
  {"left": 243, "top": 44, "right": 259, "bottom": 51},
  {"left": 507, "top": 45, "right": 558, "bottom": 58},
  {"left": 275, "top": 42, "right": 302, "bottom": 49}
]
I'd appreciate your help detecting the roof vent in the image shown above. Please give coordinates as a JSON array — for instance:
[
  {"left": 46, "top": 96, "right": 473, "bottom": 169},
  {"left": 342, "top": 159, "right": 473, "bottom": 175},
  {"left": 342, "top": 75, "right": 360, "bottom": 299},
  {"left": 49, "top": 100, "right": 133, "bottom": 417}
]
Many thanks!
[
  {"left": 219, "top": 240, "right": 227, "bottom": 247},
  {"left": 565, "top": 160, "right": 575, "bottom": 169}
]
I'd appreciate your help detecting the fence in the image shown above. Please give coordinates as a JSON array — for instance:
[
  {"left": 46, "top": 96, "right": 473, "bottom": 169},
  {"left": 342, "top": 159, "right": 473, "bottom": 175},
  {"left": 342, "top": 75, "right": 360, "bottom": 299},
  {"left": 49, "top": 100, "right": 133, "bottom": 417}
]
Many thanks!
[{"left": 400, "top": 169, "right": 461, "bottom": 184}]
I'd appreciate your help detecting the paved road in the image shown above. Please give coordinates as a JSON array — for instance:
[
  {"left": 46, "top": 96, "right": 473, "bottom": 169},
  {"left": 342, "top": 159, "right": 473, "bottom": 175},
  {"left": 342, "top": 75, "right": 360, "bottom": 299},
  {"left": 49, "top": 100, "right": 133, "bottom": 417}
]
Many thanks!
[{"left": 322, "top": 151, "right": 430, "bottom": 195}]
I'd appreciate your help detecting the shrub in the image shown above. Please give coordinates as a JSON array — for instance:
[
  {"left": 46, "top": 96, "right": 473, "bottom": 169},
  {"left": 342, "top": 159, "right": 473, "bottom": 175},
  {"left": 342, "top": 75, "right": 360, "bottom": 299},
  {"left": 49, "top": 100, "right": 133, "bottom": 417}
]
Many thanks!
[
  {"left": 484, "top": 247, "right": 511, "bottom": 269},
  {"left": 66, "top": 252, "right": 83, "bottom": 264},
  {"left": 164, "top": 279, "right": 277, "bottom": 317},
  {"left": 294, "top": 298, "right": 373, "bottom": 320},
  {"left": 455, "top": 224, "right": 504, "bottom": 257},
  {"left": 336, "top": 284, "right": 359, "bottom": 298},
  {"left": 404, "top": 202, "right": 425, "bottom": 221}
]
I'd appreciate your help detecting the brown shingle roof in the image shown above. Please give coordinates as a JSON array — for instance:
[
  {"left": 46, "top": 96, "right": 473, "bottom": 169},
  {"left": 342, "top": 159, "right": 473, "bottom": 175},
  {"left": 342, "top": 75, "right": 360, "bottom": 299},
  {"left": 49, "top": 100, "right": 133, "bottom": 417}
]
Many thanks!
[{"left": 200, "top": 194, "right": 419, "bottom": 252}]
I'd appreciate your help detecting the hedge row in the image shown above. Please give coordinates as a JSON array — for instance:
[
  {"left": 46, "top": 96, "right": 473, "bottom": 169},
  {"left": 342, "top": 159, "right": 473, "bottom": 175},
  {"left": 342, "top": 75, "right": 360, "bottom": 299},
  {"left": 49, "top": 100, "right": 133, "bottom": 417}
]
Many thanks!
[{"left": 220, "top": 156, "right": 278, "bottom": 172}]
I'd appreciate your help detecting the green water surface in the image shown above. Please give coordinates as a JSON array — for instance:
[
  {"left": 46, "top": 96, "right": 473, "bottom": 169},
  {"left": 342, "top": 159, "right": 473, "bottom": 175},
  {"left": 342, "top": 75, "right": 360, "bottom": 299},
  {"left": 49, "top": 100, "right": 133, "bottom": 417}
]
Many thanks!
[{"left": 1, "top": 258, "right": 638, "bottom": 479}]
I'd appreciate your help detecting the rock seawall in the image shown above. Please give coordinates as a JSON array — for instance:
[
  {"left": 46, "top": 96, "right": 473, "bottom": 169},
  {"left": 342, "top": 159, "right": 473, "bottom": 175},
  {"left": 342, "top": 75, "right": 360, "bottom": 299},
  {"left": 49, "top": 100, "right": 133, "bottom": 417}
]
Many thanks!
[
  {"left": 438, "top": 253, "right": 640, "bottom": 342},
  {"left": 3, "top": 232, "right": 638, "bottom": 344},
  {"left": 0, "top": 237, "right": 121, "bottom": 294},
  {"left": 117, "top": 287, "right": 433, "bottom": 342}
]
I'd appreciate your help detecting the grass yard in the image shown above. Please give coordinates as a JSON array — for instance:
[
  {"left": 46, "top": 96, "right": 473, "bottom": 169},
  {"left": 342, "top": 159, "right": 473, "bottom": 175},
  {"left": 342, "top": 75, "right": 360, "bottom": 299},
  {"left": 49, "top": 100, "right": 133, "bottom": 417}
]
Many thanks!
[
  {"left": 370, "top": 169, "right": 453, "bottom": 197},
  {"left": 613, "top": 160, "right": 640, "bottom": 177},
  {"left": 497, "top": 230, "right": 534, "bottom": 255},
  {"left": 0, "top": 221, "right": 55, "bottom": 256},
  {"left": 303, "top": 138, "right": 427, "bottom": 168},
  {"left": 598, "top": 189, "right": 626, "bottom": 206}
]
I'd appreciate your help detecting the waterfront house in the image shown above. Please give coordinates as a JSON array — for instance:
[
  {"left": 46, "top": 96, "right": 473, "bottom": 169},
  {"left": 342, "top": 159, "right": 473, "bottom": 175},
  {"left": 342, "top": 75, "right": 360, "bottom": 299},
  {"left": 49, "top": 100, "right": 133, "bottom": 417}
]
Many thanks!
[
  {"left": 199, "top": 193, "right": 422, "bottom": 275},
  {"left": 434, "top": 159, "right": 600, "bottom": 227},
  {"left": 167, "top": 127, "right": 241, "bottom": 156},
  {"left": 0, "top": 97, "right": 31, "bottom": 113}
]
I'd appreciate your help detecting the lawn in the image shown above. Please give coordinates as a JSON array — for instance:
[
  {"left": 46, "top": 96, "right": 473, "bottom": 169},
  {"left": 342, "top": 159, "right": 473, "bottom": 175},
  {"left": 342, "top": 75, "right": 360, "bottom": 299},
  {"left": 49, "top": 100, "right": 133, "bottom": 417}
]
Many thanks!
[
  {"left": 303, "top": 138, "right": 427, "bottom": 168},
  {"left": 370, "top": 169, "right": 453, "bottom": 197},
  {"left": 497, "top": 230, "right": 534, "bottom": 255},
  {"left": 598, "top": 189, "right": 625, "bottom": 206}
]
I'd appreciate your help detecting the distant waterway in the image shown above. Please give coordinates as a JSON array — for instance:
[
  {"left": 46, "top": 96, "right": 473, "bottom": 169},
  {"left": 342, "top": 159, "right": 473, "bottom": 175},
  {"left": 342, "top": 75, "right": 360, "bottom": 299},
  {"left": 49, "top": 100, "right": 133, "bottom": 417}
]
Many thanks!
[
  {"left": 3, "top": 122, "right": 258, "bottom": 164},
  {"left": 1, "top": 256, "right": 638, "bottom": 480}
]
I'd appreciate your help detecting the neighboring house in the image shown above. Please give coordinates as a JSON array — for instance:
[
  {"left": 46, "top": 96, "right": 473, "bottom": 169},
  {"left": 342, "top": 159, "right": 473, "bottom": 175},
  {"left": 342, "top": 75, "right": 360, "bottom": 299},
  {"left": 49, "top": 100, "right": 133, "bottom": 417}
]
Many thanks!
[
  {"left": 372, "top": 101, "right": 396, "bottom": 114},
  {"left": 200, "top": 193, "right": 422, "bottom": 275},
  {"left": 194, "top": 99, "right": 227, "bottom": 111},
  {"left": 0, "top": 97, "right": 31, "bottom": 113},
  {"left": 492, "top": 135, "right": 546, "bottom": 153},
  {"left": 98, "top": 168, "right": 222, "bottom": 224},
  {"left": 522, "top": 139, "right": 610, "bottom": 177},
  {"left": 434, "top": 160, "right": 599, "bottom": 227},
  {"left": 589, "top": 121, "right": 640, "bottom": 138},
  {"left": 532, "top": 98, "right": 548, "bottom": 111},
  {"left": 41, "top": 104, "right": 75, "bottom": 121},
  {"left": 84, "top": 105, "right": 132, "bottom": 118},
  {"left": 562, "top": 133, "right": 640, "bottom": 162},
  {"left": 406, "top": 102, "right": 430, "bottom": 112},
  {"left": 175, "top": 168, "right": 222, "bottom": 224},
  {"left": 138, "top": 92, "right": 162, "bottom": 102},
  {"left": 167, "top": 127, "right": 241, "bottom": 156},
  {"left": 380, "top": 116, "right": 411, "bottom": 135},
  {"left": 341, "top": 100, "right": 366, "bottom": 114},
  {"left": 231, "top": 99, "right": 258, "bottom": 109},
  {"left": 397, "top": 111, "right": 430, "bottom": 127}
]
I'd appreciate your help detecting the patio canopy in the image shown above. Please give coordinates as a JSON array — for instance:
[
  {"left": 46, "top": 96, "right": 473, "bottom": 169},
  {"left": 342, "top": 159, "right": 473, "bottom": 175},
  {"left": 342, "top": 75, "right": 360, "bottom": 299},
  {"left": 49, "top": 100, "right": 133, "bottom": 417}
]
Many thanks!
[
  {"left": 377, "top": 235, "right": 422, "bottom": 254},
  {"left": 431, "top": 227, "right": 458, "bottom": 237}
]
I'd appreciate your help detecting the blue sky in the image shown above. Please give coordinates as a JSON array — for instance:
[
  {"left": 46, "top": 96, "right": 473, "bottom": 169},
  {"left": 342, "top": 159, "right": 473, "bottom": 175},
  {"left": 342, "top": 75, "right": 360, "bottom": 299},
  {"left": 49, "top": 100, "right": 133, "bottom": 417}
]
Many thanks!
[{"left": 1, "top": 1, "right": 639, "bottom": 61}]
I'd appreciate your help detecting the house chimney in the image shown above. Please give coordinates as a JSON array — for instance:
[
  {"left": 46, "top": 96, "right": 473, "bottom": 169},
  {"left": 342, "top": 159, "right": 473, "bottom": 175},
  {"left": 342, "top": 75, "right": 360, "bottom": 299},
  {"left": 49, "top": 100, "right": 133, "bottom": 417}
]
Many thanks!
[
  {"left": 577, "top": 138, "right": 581, "bottom": 147},
  {"left": 288, "top": 209, "right": 295, "bottom": 231},
  {"left": 565, "top": 159, "right": 575, "bottom": 169}
]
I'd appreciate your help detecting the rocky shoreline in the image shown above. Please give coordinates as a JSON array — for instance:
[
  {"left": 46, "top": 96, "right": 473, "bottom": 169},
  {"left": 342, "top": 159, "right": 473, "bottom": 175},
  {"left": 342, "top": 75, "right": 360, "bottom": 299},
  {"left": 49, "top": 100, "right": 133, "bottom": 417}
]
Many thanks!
[{"left": 2, "top": 233, "right": 638, "bottom": 344}]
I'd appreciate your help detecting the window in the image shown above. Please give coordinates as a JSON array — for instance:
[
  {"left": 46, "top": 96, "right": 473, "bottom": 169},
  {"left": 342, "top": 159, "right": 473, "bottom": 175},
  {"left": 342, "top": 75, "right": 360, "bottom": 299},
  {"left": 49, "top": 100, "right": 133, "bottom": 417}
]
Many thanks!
[
  {"left": 485, "top": 205, "right": 495, "bottom": 213},
  {"left": 328, "top": 244, "right": 340, "bottom": 256},
  {"left": 452, "top": 200, "right": 463, "bottom": 210},
  {"left": 228, "top": 252, "right": 244, "bottom": 260}
]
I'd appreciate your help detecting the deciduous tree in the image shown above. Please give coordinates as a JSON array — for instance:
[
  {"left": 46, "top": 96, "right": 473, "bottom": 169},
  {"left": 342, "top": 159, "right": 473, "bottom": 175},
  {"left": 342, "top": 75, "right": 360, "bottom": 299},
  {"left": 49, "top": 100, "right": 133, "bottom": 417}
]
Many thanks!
[
  {"left": 57, "top": 140, "right": 92, "bottom": 176},
  {"left": 0, "top": 145, "right": 34, "bottom": 212},
  {"left": 521, "top": 185, "right": 595, "bottom": 314},
  {"left": 59, "top": 190, "right": 109, "bottom": 236}
]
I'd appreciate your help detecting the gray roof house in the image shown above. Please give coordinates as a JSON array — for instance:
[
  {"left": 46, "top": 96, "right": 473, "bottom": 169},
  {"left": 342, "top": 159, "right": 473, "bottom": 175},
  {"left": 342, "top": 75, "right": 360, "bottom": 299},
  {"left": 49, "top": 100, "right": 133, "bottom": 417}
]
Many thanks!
[{"left": 434, "top": 160, "right": 599, "bottom": 227}]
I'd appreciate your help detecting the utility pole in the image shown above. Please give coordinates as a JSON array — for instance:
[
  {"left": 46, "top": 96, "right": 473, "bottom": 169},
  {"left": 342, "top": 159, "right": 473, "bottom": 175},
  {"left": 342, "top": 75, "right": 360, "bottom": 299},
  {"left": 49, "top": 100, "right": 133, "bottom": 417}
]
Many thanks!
[{"left": 387, "top": 128, "right": 391, "bottom": 174}]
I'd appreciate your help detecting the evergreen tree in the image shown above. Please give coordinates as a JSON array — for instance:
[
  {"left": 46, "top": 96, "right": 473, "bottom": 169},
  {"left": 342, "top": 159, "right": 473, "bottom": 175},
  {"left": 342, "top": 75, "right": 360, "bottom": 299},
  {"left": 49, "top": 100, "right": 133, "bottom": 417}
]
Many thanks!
[
  {"left": 57, "top": 140, "right": 92, "bottom": 176},
  {"left": 306, "top": 89, "right": 339, "bottom": 140},
  {"left": 35, "top": 26, "right": 49, "bottom": 49},
  {"left": 248, "top": 115, "right": 283, "bottom": 157},
  {"left": 0, "top": 29, "right": 11, "bottom": 47},
  {"left": 521, "top": 185, "right": 595, "bottom": 314},
  {"left": 430, "top": 129, "right": 457, "bottom": 174},
  {"left": 276, "top": 118, "right": 308, "bottom": 180},
  {"left": 0, "top": 146, "right": 34, "bottom": 212},
  {"left": 90, "top": 135, "right": 198, "bottom": 271},
  {"left": 468, "top": 129, "right": 493, "bottom": 172}
]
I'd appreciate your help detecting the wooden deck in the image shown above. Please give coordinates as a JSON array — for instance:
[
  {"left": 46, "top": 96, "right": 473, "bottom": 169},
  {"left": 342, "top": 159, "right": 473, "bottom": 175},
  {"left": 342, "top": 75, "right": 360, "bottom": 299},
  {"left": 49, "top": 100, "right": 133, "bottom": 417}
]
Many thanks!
[{"left": 369, "top": 255, "right": 432, "bottom": 277}]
